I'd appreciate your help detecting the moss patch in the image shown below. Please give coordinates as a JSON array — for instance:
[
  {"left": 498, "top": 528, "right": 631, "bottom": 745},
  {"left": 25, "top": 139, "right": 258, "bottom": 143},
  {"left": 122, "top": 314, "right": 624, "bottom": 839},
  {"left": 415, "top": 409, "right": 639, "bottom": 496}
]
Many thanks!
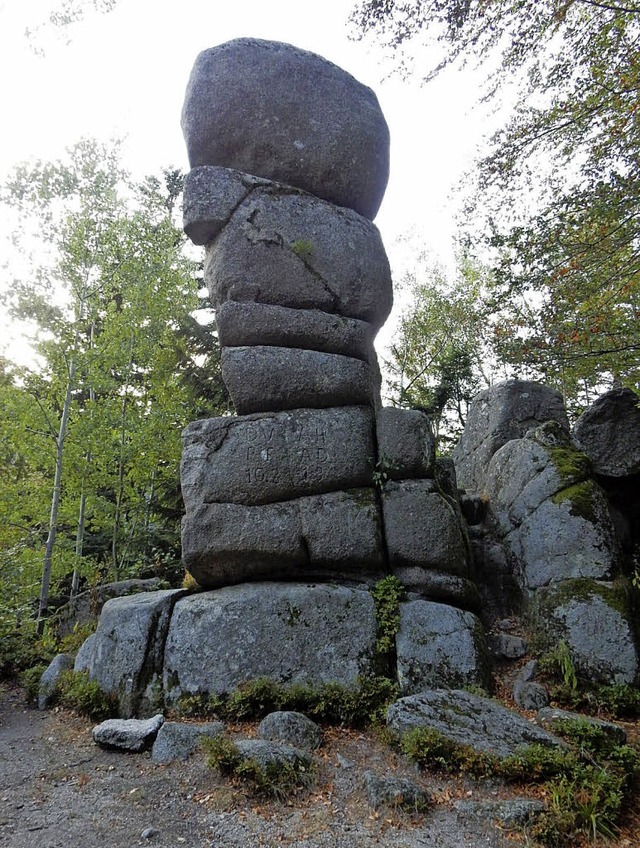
[{"left": 551, "top": 480, "right": 600, "bottom": 523}]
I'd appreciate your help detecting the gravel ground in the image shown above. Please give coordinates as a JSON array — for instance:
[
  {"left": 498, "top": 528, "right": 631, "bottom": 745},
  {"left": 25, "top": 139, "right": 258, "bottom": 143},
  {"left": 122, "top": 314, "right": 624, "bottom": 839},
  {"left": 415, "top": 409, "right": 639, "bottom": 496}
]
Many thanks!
[{"left": 1, "top": 682, "right": 537, "bottom": 848}]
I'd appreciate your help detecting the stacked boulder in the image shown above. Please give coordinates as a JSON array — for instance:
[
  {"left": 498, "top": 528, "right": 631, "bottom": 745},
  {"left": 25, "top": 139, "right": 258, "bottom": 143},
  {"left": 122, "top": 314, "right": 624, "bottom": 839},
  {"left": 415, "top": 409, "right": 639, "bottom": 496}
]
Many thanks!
[
  {"left": 180, "top": 38, "right": 391, "bottom": 589},
  {"left": 71, "top": 39, "right": 488, "bottom": 716}
]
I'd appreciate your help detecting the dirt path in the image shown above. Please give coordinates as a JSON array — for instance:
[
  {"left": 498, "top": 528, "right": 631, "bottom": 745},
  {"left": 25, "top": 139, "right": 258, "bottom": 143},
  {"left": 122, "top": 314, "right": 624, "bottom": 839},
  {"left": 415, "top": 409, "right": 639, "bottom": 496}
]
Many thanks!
[{"left": 0, "top": 682, "right": 538, "bottom": 848}]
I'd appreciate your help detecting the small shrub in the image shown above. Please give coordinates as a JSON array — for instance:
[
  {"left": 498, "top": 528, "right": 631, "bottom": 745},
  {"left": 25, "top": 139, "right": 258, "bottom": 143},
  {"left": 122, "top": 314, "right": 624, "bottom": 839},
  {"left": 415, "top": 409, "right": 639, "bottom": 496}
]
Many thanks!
[
  {"left": 371, "top": 575, "right": 406, "bottom": 657},
  {"left": 56, "top": 670, "right": 117, "bottom": 722},
  {"left": 174, "top": 675, "right": 398, "bottom": 728},
  {"left": 203, "top": 735, "right": 314, "bottom": 800},
  {"left": 20, "top": 664, "right": 48, "bottom": 704}
]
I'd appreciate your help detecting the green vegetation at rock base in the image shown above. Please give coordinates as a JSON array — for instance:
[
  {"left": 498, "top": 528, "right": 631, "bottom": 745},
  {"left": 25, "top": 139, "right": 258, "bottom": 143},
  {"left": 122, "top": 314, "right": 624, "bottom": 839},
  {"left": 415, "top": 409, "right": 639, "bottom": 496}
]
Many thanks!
[
  {"left": 398, "top": 720, "right": 640, "bottom": 845},
  {"left": 175, "top": 674, "right": 398, "bottom": 728},
  {"left": 203, "top": 734, "right": 315, "bottom": 800}
]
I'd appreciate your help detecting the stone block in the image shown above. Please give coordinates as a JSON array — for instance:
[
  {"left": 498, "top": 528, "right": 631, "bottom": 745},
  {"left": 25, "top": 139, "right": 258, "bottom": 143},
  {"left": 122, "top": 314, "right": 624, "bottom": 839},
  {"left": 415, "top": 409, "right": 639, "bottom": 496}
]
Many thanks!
[
  {"left": 452, "top": 380, "right": 569, "bottom": 493},
  {"left": 381, "top": 480, "right": 469, "bottom": 576},
  {"left": 204, "top": 187, "right": 392, "bottom": 329},
  {"left": 391, "top": 568, "right": 481, "bottom": 611},
  {"left": 395, "top": 600, "right": 490, "bottom": 694},
  {"left": 573, "top": 387, "right": 640, "bottom": 477},
  {"left": 387, "top": 690, "right": 564, "bottom": 760},
  {"left": 181, "top": 38, "right": 390, "bottom": 219},
  {"left": 74, "top": 589, "right": 186, "bottom": 718},
  {"left": 182, "top": 165, "right": 265, "bottom": 245},
  {"left": 376, "top": 407, "right": 435, "bottom": 480},
  {"left": 257, "top": 711, "right": 322, "bottom": 750},
  {"left": 151, "top": 720, "right": 225, "bottom": 763},
  {"left": 181, "top": 406, "right": 376, "bottom": 508},
  {"left": 182, "top": 488, "right": 384, "bottom": 588},
  {"left": 163, "top": 583, "right": 377, "bottom": 703},
  {"left": 215, "top": 300, "right": 376, "bottom": 361},
  {"left": 92, "top": 714, "right": 164, "bottom": 752},
  {"left": 221, "top": 346, "right": 377, "bottom": 414}
]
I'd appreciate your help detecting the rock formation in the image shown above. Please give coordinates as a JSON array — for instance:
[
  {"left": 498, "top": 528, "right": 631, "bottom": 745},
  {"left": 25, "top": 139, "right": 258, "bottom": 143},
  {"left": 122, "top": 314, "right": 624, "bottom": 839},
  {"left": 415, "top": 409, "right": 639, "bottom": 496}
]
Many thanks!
[{"left": 73, "top": 39, "right": 487, "bottom": 716}]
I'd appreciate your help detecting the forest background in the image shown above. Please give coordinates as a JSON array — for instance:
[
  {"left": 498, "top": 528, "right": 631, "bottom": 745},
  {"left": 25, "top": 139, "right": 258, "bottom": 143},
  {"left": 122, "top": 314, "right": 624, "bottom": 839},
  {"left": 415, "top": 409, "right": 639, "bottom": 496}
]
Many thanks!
[{"left": 0, "top": 0, "right": 638, "bottom": 672}]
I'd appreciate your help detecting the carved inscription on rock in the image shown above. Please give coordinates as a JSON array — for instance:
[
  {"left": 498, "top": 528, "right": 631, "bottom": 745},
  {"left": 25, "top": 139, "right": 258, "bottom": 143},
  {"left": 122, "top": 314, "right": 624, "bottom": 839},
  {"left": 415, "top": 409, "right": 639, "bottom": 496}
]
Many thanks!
[{"left": 181, "top": 406, "right": 376, "bottom": 508}]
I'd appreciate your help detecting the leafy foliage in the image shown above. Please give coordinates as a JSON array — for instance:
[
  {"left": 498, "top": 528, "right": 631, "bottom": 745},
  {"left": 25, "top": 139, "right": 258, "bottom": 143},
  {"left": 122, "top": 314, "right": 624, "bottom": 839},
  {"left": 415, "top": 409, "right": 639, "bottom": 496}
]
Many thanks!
[
  {"left": 352, "top": 1, "right": 640, "bottom": 410},
  {"left": 383, "top": 254, "right": 499, "bottom": 448},
  {"left": 0, "top": 139, "right": 226, "bottom": 666}
]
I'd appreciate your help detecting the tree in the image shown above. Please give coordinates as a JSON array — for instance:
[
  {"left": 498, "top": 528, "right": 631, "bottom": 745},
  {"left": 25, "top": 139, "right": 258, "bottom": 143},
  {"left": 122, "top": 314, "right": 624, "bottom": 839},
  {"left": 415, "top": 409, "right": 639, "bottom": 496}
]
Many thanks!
[
  {"left": 352, "top": 1, "right": 640, "bottom": 408},
  {"left": 1, "top": 140, "right": 224, "bottom": 632},
  {"left": 384, "top": 254, "right": 500, "bottom": 449}
]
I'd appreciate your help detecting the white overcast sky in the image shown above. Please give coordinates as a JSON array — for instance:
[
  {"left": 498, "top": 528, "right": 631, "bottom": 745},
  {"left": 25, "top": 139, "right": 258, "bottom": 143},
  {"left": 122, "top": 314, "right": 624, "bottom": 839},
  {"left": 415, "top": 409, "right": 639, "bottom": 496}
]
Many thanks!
[{"left": 0, "top": 0, "right": 496, "bottom": 359}]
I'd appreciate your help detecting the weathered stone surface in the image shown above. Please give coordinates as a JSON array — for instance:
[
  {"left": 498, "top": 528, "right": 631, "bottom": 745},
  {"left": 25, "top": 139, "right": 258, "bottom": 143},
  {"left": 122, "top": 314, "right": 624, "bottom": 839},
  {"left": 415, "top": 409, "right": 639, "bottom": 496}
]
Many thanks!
[
  {"left": 55, "top": 578, "right": 166, "bottom": 638},
  {"left": 74, "top": 589, "right": 187, "bottom": 718},
  {"left": 216, "top": 300, "right": 376, "bottom": 361},
  {"left": 363, "top": 771, "right": 430, "bottom": 811},
  {"left": 454, "top": 798, "right": 545, "bottom": 827},
  {"left": 513, "top": 681, "right": 550, "bottom": 711},
  {"left": 182, "top": 488, "right": 384, "bottom": 588},
  {"left": 392, "top": 568, "right": 481, "bottom": 611},
  {"left": 258, "top": 711, "right": 322, "bottom": 750},
  {"left": 204, "top": 188, "right": 392, "bottom": 329},
  {"left": 151, "top": 721, "right": 225, "bottom": 763},
  {"left": 234, "top": 738, "right": 312, "bottom": 772},
  {"left": 163, "top": 584, "right": 377, "bottom": 704},
  {"left": 387, "top": 690, "right": 564, "bottom": 759},
  {"left": 395, "top": 601, "right": 490, "bottom": 694},
  {"left": 485, "top": 425, "right": 619, "bottom": 589},
  {"left": 382, "top": 480, "right": 469, "bottom": 576},
  {"left": 181, "top": 39, "right": 390, "bottom": 219},
  {"left": 533, "top": 581, "right": 639, "bottom": 685},
  {"left": 376, "top": 407, "right": 435, "bottom": 480},
  {"left": 489, "top": 634, "right": 528, "bottom": 660},
  {"left": 38, "top": 653, "right": 74, "bottom": 710},
  {"left": 182, "top": 166, "right": 266, "bottom": 245},
  {"left": 536, "top": 707, "right": 627, "bottom": 745},
  {"left": 573, "top": 387, "right": 640, "bottom": 477},
  {"left": 181, "top": 406, "right": 375, "bottom": 508},
  {"left": 92, "top": 714, "right": 164, "bottom": 752},
  {"left": 452, "top": 380, "right": 569, "bottom": 493},
  {"left": 221, "top": 346, "right": 377, "bottom": 414}
]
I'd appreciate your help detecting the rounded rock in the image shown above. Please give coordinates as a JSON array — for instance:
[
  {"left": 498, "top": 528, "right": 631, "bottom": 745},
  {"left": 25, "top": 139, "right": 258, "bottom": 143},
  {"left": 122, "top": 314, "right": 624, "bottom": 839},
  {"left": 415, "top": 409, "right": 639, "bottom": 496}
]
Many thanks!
[{"left": 181, "top": 38, "right": 390, "bottom": 219}]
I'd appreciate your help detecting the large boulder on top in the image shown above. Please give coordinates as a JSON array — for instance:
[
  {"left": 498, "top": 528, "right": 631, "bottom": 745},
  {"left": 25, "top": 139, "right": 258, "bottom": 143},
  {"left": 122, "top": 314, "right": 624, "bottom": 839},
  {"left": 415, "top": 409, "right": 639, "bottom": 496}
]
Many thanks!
[
  {"left": 181, "top": 39, "right": 390, "bottom": 220},
  {"left": 573, "top": 387, "right": 640, "bottom": 478},
  {"left": 452, "top": 380, "right": 569, "bottom": 494}
]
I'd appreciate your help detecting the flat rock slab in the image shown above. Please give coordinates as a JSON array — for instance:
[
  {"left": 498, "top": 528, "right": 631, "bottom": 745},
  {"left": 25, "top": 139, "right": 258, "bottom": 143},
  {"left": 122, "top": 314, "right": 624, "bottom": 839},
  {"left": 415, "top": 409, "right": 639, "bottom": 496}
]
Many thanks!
[
  {"left": 573, "top": 387, "right": 640, "bottom": 477},
  {"left": 92, "top": 714, "right": 164, "bottom": 752},
  {"left": 396, "top": 601, "right": 490, "bottom": 694},
  {"left": 204, "top": 186, "right": 392, "bottom": 329},
  {"left": 391, "top": 568, "right": 481, "bottom": 611},
  {"left": 163, "top": 583, "right": 378, "bottom": 704},
  {"left": 74, "top": 589, "right": 187, "bottom": 718},
  {"left": 258, "top": 711, "right": 322, "bottom": 750},
  {"left": 382, "top": 480, "right": 469, "bottom": 576},
  {"left": 151, "top": 720, "right": 225, "bottom": 763},
  {"left": 454, "top": 798, "right": 545, "bottom": 827},
  {"left": 216, "top": 300, "right": 376, "bottom": 361},
  {"left": 221, "top": 346, "right": 376, "bottom": 414},
  {"left": 183, "top": 488, "right": 384, "bottom": 587},
  {"left": 387, "top": 690, "right": 564, "bottom": 760},
  {"left": 181, "top": 406, "right": 376, "bottom": 508},
  {"left": 536, "top": 707, "right": 627, "bottom": 745},
  {"left": 181, "top": 38, "right": 390, "bottom": 219}
]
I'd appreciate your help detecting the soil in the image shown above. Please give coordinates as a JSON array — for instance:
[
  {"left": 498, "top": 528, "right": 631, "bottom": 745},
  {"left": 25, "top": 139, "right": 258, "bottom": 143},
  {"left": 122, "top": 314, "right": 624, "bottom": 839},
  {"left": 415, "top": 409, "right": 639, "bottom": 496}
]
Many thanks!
[{"left": 0, "top": 682, "right": 534, "bottom": 848}]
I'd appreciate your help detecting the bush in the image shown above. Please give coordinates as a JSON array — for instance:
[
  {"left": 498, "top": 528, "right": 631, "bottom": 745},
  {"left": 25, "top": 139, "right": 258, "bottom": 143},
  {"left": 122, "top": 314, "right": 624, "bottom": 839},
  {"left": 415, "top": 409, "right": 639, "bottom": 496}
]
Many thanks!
[{"left": 55, "top": 670, "right": 117, "bottom": 722}]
